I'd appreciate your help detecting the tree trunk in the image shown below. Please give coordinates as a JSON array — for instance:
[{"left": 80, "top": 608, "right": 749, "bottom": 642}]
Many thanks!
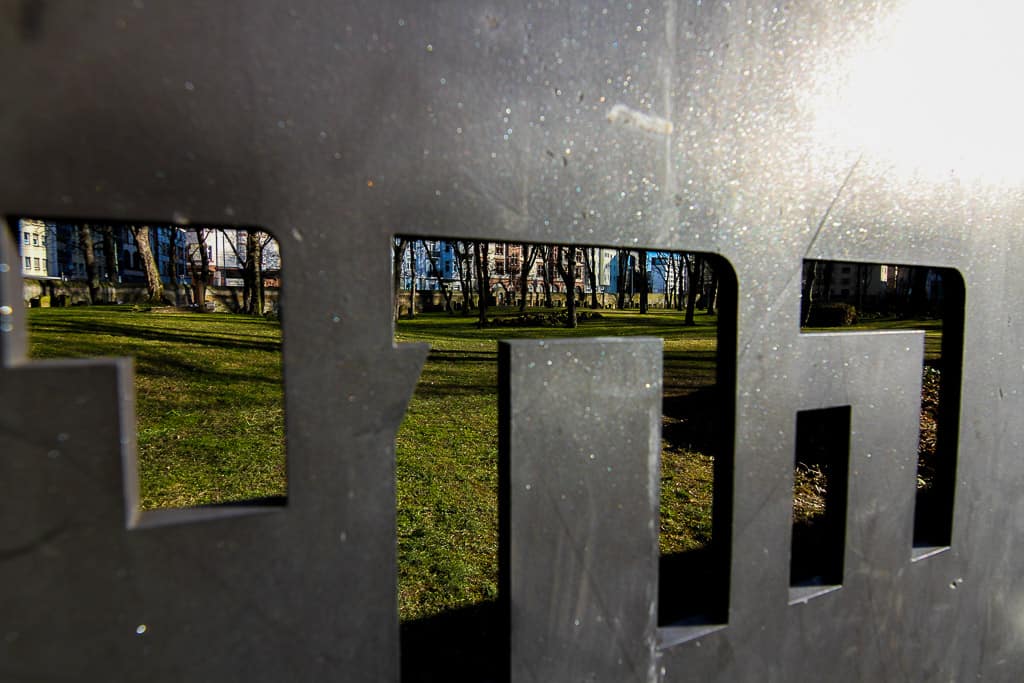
[
  {"left": 586, "top": 247, "right": 600, "bottom": 308},
  {"left": 538, "top": 246, "right": 553, "bottom": 308},
  {"left": 455, "top": 241, "right": 474, "bottom": 315},
  {"left": 555, "top": 245, "right": 578, "bottom": 328},
  {"left": 189, "top": 228, "right": 211, "bottom": 310},
  {"left": 244, "top": 230, "right": 264, "bottom": 315},
  {"left": 519, "top": 243, "right": 537, "bottom": 313},
  {"left": 407, "top": 240, "right": 417, "bottom": 319},
  {"left": 474, "top": 241, "right": 489, "bottom": 327},
  {"left": 393, "top": 238, "right": 409, "bottom": 323},
  {"left": 616, "top": 249, "right": 629, "bottom": 309},
  {"left": 79, "top": 224, "right": 100, "bottom": 304},
  {"left": 821, "top": 262, "right": 834, "bottom": 305},
  {"left": 423, "top": 241, "right": 454, "bottom": 313},
  {"left": 684, "top": 254, "right": 701, "bottom": 325},
  {"left": 169, "top": 230, "right": 179, "bottom": 289},
  {"left": 131, "top": 226, "right": 164, "bottom": 303},
  {"left": 102, "top": 226, "right": 119, "bottom": 284},
  {"left": 675, "top": 254, "right": 685, "bottom": 311},
  {"left": 704, "top": 258, "right": 719, "bottom": 313},
  {"left": 638, "top": 249, "right": 649, "bottom": 314},
  {"left": 907, "top": 266, "right": 930, "bottom": 316},
  {"left": 856, "top": 264, "right": 866, "bottom": 310}
]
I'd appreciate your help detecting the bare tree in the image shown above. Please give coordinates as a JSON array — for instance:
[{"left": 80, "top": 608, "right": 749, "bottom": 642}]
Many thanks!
[
  {"left": 219, "top": 228, "right": 269, "bottom": 314},
  {"left": 650, "top": 252, "right": 672, "bottom": 309},
  {"left": 704, "top": 257, "right": 719, "bottom": 314},
  {"left": 674, "top": 253, "right": 685, "bottom": 311},
  {"left": 243, "top": 229, "right": 268, "bottom": 315},
  {"left": 422, "top": 240, "right": 454, "bottom": 313},
  {"left": 473, "top": 241, "right": 490, "bottom": 327},
  {"left": 101, "top": 226, "right": 119, "bottom": 283},
  {"left": 131, "top": 225, "right": 164, "bottom": 303},
  {"left": 78, "top": 224, "right": 100, "bottom": 303},
  {"left": 186, "top": 227, "right": 212, "bottom": 310},
  {"left": 537, "top": 245, "right": 554, "bottom": 308},
  {"left": 453, "top": 241, "right": 475, "bottom": 315},
  {"left": 554, "top": 244, "right": 578, "bottom": 328},
  {"left": 407, "top": 240, "right": 417, "bottom": 319},
  {"left": 684, "top": 253, "right": 702, "bottom": 325},
  {"left": 518, "top": 243, "right": 541, "bottom": 312},
  {"left": 638, "top": 249, "right": 649, "bottom": 314},
  {"left": 615, "top": 249, "right": 631, "bottom": 310},
  {"left": 392, "top": 237, "right": 410, "bottom": 323},
  {"left": 584, "top": 247, "right": 600, "bottom": 308},
  {"left": 168, "top": 229, "right": 180, "bottom": 291}
]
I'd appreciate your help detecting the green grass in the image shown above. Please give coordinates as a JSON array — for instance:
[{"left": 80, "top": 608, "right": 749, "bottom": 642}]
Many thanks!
[
  {"left": 27, "top": 305, "right": 948, "bottom": 623},
  {"left": 395, "top": 307, "right": 722, "bottom": 620},
  {"left": 28, "top": 306, "right": 286, "bottom": 510},
  {"left": 29, "top": 304, "right": 724, "bottom": 623}
]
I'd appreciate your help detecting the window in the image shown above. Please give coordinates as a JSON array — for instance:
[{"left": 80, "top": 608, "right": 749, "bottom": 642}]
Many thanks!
[
  {"left": 32, "top": 234, "right": 38, "bottom": 246},
  {"left": 22, "top": 232, "right": 29, "bottom": 245},
  {"left": 24, "top": 256, "right": 31, "bottom": 268},
  {"left": 33, "top": 257, "right": 40, "bottom": 270}
]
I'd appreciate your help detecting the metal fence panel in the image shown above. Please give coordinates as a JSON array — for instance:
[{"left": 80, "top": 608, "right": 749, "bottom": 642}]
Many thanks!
[{"left": 1, "top": 1, "right": 1022, "bottom": 680}]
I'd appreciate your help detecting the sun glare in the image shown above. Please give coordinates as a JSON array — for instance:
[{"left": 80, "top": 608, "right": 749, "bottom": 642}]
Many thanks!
[{"left": 809, "top": 0, "right": 1024, "bottom": 184}]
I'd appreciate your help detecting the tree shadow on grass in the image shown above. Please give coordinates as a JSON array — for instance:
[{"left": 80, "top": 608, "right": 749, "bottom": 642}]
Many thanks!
[
  {"left": 29, "top": 318, "right": 281, "bottom": 353},
  {"left": 427, "top": 349, "right": 500, "bottom": 362},
  {"left": 661, "top": 385, "right": 724, "bottom": 457}
]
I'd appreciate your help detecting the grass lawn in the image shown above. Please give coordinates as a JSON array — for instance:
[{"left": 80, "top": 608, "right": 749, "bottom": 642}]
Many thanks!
[
  {"left": 26, "top": 304, "right": 946, "bottom": 624},
  {"left": 395, "top": 307, "right": 722, "bottom": 621},
  {"left": 28, "top": 306, "right": 286, "bottom": 510}
]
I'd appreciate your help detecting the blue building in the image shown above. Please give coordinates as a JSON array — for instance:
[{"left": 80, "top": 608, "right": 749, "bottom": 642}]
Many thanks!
[
  {"left": 401, "top": 239, "right": 460, "bottom": 291},
  {"left": 18, "top": 220, "right": 189, "bottom": 285}
]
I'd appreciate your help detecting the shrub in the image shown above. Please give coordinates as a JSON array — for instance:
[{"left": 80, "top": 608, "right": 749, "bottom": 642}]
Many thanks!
[
  {"left": 486, "top": 310, "right": 603, "bottom": 327},
  {"left": 806, "top": 303, "right": 857, "bottom": 327}
]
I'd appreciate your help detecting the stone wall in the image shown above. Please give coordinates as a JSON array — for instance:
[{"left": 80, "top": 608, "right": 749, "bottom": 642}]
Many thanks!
[{"left": 22, "top": 279, "right": 280, "bottom": 313}]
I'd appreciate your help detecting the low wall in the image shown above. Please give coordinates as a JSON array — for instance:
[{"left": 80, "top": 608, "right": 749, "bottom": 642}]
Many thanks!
[
  {"left": 398, "top": 290, "right": 680, "bottom": 315},
  {"left": 207, "top": 286, "right": 281, "bottom": 313},
  {"left": 23, "top": 279, "right": 280, "bottom": 313},
  {"left": 23, "top": 279, "right": 190, "bottom": 306}
]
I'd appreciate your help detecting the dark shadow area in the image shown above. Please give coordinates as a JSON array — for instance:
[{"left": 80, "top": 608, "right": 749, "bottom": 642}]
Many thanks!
[
  {"left": 400, "top": 601, "right": 507, "bottom": 683},
  {"left": 913, "top": 270, "right": 964, "bottom": 549},
  {"left": 658, "top": 259, "right": 735, "bottom": 628},
  {"left": 799, "top": 260, "right": 964, "bottom": 552},
  {"left": 658, "top": 546, "right": 730, "bottom": 625},
  {"left": 791, "top": 406, "right": 851, "bottom": 587},
  {"left": 661, "top": 385, "right": 725, "bottom": 457},
  {"left": 428, "top": 349, "right": 500, "bottom": 362}
]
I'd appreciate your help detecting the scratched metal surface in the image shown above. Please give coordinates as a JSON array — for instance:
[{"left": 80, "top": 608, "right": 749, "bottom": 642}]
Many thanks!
[
  {"left": 502, "top": 338, "right": 662, "bottom": 682},
  {"left": 1, "top": 1, "right": 1022, "bottom": 681}
]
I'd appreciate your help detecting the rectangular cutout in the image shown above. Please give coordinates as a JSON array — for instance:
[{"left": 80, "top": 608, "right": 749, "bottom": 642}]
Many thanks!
[
  {"left": 790, "top": 406, "right": 851, "bottom": 599},
  {"left": 12, "top": 217, "right": 286, "bottom": 511},
  {"left": 657, "top": 255, "right": 735, "bottom": 637},
  {"left": 393, "top": 238, "right": 736, "bottom": 674},
  {"left": 800, "top": 260, "right": 964, "bottom": 556}
]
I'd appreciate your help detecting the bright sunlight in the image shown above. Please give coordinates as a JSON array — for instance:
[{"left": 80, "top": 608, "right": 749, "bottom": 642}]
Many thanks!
[{"left": 808, "top": 0, "right": 1024, "bottom": 184}]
